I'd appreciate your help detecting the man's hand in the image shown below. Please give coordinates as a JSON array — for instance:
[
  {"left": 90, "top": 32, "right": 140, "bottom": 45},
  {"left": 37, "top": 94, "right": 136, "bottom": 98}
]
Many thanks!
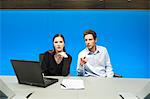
[{"left": 80, "top": 57, "right": 87, "bottom": 66}]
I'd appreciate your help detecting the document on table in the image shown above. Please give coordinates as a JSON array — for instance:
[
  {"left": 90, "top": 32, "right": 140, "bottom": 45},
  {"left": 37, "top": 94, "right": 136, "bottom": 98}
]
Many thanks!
[{"left": 61, "top": 79, "right": 85, "bottom": 90}]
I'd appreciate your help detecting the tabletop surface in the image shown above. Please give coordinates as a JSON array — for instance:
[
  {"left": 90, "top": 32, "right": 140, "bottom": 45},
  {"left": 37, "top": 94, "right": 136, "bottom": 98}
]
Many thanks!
[{"left": 0, "top": 76, "right": 149, "bottom": 99}]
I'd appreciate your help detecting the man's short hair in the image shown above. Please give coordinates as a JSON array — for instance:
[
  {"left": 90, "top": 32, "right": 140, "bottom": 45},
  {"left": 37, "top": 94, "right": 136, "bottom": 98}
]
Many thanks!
[{"left": 84, "top": 29, "right": 97, "bottom": 40}]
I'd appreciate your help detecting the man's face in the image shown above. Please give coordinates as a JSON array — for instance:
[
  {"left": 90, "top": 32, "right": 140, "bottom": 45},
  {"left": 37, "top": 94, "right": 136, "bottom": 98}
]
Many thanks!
[{"left": 84, "top": 34, "right": 96, "bottom": 50}]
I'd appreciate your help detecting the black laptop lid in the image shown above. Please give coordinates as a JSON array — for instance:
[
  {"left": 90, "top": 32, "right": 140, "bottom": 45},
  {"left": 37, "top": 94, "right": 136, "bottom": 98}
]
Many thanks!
[{"left": 11, "top": 60, "right": 44, "bottom": 85}]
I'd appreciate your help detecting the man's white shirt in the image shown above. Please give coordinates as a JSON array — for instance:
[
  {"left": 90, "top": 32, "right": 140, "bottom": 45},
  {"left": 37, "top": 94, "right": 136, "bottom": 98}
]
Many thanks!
[{"left": 77, "top": 45, "right": 114, "bottom": 78}]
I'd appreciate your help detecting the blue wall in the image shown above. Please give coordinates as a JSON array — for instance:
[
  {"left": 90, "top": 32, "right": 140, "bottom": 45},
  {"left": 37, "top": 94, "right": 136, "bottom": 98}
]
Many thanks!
[
  {"left": 0, "top": 10, "right": 149, "bottom": 78},
  {"left": 149, "top": 11, "right": 150, "bottom": 77}
]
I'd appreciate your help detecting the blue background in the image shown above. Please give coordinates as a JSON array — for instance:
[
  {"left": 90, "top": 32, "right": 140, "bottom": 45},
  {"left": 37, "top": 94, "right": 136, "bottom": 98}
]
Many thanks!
[{"left": 0, "top": 10, "right": 149, "bottom": 78}]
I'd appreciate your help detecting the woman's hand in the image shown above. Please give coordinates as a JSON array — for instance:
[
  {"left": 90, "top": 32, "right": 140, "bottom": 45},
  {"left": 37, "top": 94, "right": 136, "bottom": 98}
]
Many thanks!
[{"left": 58, "top": 52, "right": 68, "bottom": 58}]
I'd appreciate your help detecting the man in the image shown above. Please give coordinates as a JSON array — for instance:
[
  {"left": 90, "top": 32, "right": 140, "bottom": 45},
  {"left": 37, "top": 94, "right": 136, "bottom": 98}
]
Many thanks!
[{"left": 76, "top": 29, "right": 114, "bottom": 78}]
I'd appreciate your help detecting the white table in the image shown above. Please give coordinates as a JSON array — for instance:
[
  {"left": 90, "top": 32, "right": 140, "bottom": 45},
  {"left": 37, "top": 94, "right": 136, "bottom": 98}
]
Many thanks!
[{"left": 0, "top": 76, "right": 149, "bottom": 99}]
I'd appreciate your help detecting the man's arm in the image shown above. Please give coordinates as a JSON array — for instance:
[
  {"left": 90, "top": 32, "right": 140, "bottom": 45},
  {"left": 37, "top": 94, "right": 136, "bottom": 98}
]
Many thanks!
[
  {"left": 105, "top": 49, "right": 114, "bottom": 78},
  {"left": 76, "top": 53, "right": 85, "bottom": 76}
]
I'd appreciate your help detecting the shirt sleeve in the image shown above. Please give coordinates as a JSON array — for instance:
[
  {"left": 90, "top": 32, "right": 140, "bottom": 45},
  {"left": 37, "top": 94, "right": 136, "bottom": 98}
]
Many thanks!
[
  {"left": 41, "top": 51, "right": 58, "bottom": 76},
  {"left": 84, "top": 62, "right": 104, "bottom": 77},
  {"left": 105, "top": 49, "right": 114, "bottom": 78},
  {"left": 76, "top": 53, "right": 85, "bottom": 76}
]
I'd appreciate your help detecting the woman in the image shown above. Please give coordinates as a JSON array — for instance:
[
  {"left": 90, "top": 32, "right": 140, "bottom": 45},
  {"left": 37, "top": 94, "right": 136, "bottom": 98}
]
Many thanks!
[{"left": 41, "top": 34, "right": 72, "bottom": 76}]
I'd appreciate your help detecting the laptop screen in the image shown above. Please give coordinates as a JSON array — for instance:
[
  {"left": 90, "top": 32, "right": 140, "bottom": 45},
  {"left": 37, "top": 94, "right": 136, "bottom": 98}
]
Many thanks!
[{"left": 11, "top": 60, "right": 44, "bottom": 85}]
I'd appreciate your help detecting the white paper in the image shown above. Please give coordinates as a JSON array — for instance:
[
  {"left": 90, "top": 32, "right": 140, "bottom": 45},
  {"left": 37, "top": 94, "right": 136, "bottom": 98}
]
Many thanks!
[{"left": 61, "top": 79, "right": 84, "bottom": 90}]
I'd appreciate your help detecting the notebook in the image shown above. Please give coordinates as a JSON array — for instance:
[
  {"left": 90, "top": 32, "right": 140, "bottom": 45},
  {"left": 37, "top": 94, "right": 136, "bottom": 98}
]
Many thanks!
[
  {"left": 60, "top": 79, "right": 84, "bottom": 90},
  {"left": 11, "top": 60, "right": 58, "bottom": 88}
]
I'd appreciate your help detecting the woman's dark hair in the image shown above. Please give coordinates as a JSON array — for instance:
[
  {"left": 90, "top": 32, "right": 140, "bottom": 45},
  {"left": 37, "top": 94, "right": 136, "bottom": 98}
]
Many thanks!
[{"left": 52, "top": 34, "right": 66, "bottom": 52}]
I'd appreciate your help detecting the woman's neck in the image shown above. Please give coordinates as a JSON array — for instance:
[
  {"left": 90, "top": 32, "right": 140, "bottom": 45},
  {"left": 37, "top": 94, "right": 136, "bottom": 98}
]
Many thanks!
[{"left": 55, "top": 50, "right": 63, "bottom": 53}]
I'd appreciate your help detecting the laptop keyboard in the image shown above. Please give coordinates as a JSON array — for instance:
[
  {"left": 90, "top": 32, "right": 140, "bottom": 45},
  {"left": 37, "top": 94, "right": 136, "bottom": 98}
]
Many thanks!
[
  {"left": 43, "top": 78, "right": 52, "bottom": 84},
  {"left": 42, "top": 77, "right": 58, "bottom": 87},
  {"left": 43, "top": 77, "right": 58, "bottom": 85}
]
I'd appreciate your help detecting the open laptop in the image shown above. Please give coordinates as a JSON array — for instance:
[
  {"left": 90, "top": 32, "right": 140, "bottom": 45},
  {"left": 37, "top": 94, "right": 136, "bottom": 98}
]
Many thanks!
[{"left": 11, "top": 60, "right": 58, "bottom": 88}]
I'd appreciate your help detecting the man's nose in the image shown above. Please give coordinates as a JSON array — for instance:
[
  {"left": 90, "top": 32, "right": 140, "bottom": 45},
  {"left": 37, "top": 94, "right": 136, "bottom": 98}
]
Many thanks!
[{"left": 86, "top": 40, "right": 90, "bottom": 44}]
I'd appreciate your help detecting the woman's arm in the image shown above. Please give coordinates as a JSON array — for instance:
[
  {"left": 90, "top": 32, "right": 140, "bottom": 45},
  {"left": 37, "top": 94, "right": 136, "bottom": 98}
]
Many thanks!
[
  {"left": 62, "top": 54, "right": 72, "bottom": 76},
  {"left": 41, "top": 52, "right": 50, "bottom": 76}
]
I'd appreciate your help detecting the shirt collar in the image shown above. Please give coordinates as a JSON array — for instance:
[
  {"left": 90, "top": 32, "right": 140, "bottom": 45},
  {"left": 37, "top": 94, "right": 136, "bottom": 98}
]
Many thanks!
[{"left": 86, "top": 45, "right": 100, "bottom": 55}]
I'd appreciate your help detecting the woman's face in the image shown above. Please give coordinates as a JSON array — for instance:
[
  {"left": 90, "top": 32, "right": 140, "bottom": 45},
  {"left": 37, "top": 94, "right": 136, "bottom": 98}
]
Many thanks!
[{"left": 53, "top": 36, "right": 64, "bottom": 52}]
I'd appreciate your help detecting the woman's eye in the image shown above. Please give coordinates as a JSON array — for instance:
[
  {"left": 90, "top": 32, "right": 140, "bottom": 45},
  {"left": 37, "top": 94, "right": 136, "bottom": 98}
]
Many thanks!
[
  {"left": 54, "top": 41, "right": 58, "bottom": 43},
  {"left": 60, "top": 41, "right": 63, "bottom": 43}
]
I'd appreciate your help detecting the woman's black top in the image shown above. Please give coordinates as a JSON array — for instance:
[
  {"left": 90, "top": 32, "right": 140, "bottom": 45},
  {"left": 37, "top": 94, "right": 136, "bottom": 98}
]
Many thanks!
[{"left": 41, "top": 50, "right": 72, "bottom": 76}]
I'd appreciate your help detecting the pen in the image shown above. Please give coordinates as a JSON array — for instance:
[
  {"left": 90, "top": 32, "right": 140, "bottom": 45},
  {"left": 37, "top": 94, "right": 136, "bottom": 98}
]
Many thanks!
[
  {"left": 119, "top": 94, "right": 124, "bottom": 99},
  {"left": 26, "top": 92, "right": 34, "bottom": 99},
  {"left": 60, "top": 83, "right": 66, "bottom": 88}
]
